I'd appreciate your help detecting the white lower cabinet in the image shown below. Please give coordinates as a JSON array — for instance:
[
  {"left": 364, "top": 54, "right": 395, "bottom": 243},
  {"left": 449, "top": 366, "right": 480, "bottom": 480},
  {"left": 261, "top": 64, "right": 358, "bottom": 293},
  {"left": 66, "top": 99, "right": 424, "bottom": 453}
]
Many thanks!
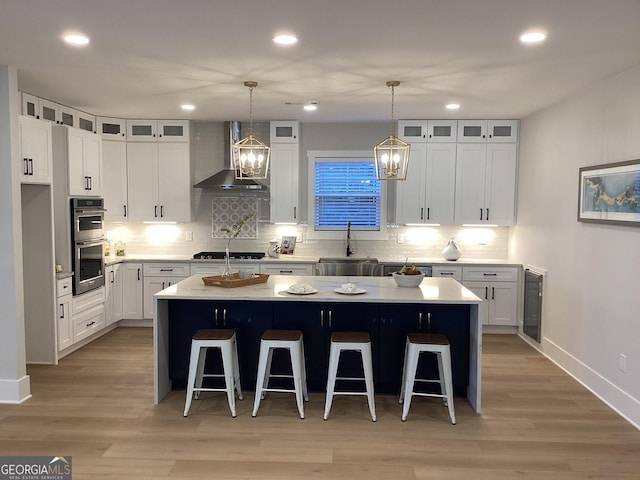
[
  {"left": 56, "top": 277, "right": 73, "bottom": 351},
  {"left": 121, "top": 262, "right": 143, "bottom": 319},
  {"left": 259, "top": 263, "right": 314, "bottom": 276},
  {"left": 105, "top": 263, "right": 123, "bottom": 326},
  {"left": 431, "top": 265, "right": 463, "bottom": 281},
  {"left": 191, "top": 263, "right": 261, "bottom": 276},
  {"left": 143, "top": 263, "right": 190, "bottom": 319},
  {"left": 462, "top": 266, "right": 519, "bottom": 327},
  {"left": 71, "top": 287, "right": 106, "bottom": 343}
]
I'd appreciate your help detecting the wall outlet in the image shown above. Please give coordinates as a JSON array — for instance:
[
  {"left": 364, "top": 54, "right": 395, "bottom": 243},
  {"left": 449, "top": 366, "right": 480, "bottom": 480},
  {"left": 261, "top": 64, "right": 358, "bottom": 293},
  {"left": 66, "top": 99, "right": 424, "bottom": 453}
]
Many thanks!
[
  {"left": 397, "top": 234, "right": 405, "bottom": 244},
  {"left": 185, "top": 231, "right": 193, "bottom": 242},
  {"left": 296, "top": 231, "right": 303, "bottom": 243},
  {"left": 619, "top": 353, "right": 627, "bottom": 373}
]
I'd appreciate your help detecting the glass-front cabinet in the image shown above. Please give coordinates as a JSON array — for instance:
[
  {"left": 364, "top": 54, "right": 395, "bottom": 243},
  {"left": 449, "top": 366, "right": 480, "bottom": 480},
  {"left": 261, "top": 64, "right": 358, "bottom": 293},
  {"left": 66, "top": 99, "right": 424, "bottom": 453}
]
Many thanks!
[
  {"left": 126, "top": 120, "right": 189, "bottom": 142},
  {"left": 397, "top": 120, "right": 457, "bottom": 143},
  {"left": 270, "top": 120, "right": 299, "bottom": 143},
  {"left": 457, "top": 120, "right": 518, "bottom": 143},
  {"left": 97, "top": 117, "right": 127, "bottom": 141}
]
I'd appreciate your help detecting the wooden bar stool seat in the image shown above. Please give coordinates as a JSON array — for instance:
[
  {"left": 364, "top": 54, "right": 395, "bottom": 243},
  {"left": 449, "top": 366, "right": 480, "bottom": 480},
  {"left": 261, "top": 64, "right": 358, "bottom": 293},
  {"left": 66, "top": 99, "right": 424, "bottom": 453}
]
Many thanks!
[
  {"left": 399, "top": 332, "right": 456, "bottom": 424},
  {"left": 183, "top": 329, "right": 243, "bottom": 418},
  {"left": 252, "top": 329, "right": 308, "bottom": 419},
  {"left": 324, "top": 331, "right": 376, "bottom": 422}
]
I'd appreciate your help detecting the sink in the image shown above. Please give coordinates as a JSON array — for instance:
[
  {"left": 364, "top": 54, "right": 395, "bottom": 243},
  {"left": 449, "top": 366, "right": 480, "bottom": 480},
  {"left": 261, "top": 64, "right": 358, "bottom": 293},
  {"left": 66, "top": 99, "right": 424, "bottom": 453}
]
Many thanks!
[{"left": 316, "top": 258, "right": 380, "bottom": 276}]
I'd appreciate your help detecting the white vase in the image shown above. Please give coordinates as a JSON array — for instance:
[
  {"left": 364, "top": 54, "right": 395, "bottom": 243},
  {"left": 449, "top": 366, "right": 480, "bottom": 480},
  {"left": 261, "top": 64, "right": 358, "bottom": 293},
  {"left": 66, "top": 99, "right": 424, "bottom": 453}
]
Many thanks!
[{"left": 442, "top": 238, "right": 461, "bottom": 261}]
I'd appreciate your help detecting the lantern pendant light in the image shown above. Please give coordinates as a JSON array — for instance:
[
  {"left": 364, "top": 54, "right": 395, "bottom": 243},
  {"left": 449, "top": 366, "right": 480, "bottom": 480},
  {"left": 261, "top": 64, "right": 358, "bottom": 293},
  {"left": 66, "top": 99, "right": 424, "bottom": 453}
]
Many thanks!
[
  {"left": 233, "top": 81, "right": 270, "bottom": 180},
  {"left": 373, "top": 80, "right": 410, "bottom": 180}
]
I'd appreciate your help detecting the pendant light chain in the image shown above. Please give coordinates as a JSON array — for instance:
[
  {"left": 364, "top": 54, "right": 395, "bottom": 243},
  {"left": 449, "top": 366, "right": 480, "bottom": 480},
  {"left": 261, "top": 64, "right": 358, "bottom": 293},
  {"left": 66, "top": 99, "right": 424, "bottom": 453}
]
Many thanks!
[
  {"left": 248, "top": 85, "right": 254, "bottom": 136},
  {"left": 390, "top": 83, "right": 395, "bottom": 134}
]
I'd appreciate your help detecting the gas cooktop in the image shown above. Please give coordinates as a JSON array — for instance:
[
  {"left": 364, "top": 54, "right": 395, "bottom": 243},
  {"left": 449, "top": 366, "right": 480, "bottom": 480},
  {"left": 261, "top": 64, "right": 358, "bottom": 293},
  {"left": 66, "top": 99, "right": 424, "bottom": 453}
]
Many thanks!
[{"left": 192, "top": 251, "right": 266, "bottom": 260}]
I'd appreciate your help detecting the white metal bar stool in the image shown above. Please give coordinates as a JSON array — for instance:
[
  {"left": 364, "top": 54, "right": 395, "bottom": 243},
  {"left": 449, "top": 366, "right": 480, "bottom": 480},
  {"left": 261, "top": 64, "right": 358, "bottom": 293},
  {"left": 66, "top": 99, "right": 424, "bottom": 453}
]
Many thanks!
[
  {"left": 252, "top": 330, "right": 308, "bottom": 419},
  {"left": 183, "top": 329, "right": 243, "bottom": 418},
  {"left": 324, "top": 332, "right": 377, "bottom": 422},
  {"left": 399, "top": 333, "right": 456, "bottom": 424}
]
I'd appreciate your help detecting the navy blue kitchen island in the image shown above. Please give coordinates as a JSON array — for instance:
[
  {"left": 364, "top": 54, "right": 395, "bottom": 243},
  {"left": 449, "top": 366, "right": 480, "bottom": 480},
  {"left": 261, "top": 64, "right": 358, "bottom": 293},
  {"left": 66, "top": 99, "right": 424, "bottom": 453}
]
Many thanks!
[{"left": 154, "top": 275, "right": 483, "bottom": 412}]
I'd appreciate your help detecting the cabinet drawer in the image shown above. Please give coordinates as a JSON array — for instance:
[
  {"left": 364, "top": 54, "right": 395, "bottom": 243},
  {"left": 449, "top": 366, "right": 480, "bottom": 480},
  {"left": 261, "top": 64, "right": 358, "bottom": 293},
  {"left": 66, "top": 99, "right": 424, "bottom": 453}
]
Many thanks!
[
  {"left": 56, "top": 277, "right": 73, "bottom": 297},
  {"left": 432, "top": 266, "right": 463, "bottom": 281},
  {"left": 260, "top": 264, "right": 314, "bottom": 276},
  {"left": 191, "top": 263, "right": 261, "bottom": 276},
  {"left": 144, "top": 262, "right": 190, "bottom": 277},
  {"left": 73, "top": 303, "right": 105, "bottom": 342},
  {"left": 72, "top": 287, "right": 105, "bottom": 315},
  {"left": 462, "top": 266, "right": 519, "bottom": 282}
]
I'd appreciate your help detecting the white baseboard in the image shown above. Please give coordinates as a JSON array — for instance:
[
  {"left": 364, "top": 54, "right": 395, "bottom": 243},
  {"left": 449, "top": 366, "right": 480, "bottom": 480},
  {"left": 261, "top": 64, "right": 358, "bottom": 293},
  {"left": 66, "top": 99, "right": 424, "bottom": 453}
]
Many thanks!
[
  {"left": 118, "top": 319, "right": 152, "bottom": 327},
  {"left": 0, "top": 375, "right": 31, "bottom": 404},
  {"left": 518, "top": 332, "right": 640, "bottom": 431}
]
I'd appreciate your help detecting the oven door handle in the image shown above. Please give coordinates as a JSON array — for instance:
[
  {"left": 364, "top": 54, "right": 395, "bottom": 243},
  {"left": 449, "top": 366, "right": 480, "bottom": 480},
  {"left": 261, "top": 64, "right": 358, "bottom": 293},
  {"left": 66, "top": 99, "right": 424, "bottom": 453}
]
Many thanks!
[
  {"left": 74, "top": 208, "right": 108, "bottom": 214},
  {"left": 75, "top": 238, "right": 106, "bottom": 246}
]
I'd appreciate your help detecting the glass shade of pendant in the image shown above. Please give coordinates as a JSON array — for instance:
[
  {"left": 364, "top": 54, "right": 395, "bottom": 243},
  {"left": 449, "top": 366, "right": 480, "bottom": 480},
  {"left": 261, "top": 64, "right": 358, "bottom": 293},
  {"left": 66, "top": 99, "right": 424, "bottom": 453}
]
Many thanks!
[{"left": 374, "top": 134, "right": 410, "bottom": 180}]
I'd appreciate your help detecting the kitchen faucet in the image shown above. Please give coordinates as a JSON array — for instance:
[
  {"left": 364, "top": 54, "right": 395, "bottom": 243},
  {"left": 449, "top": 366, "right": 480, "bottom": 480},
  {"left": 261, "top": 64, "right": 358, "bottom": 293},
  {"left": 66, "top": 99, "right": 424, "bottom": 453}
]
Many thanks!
[{"left": 346, "top": 221, "right": 354, "bottom": 257}]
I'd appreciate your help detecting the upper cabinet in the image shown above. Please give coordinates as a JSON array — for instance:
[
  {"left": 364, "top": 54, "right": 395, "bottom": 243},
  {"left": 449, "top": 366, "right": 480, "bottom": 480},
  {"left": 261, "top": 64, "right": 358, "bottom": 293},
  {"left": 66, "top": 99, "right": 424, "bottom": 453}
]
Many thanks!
[
  {"left": 66, "top": 127, "right": 103, "bottom": 196},
  {"left": 102, "top": 140, "right": 128, "bottom": 222},
  {"left": 97, "top": 117, "right": 127, "bottom": 141},
  {"left": 21, "top": 93, "right": 96, "bottom": 132},
  {"left": 270, "top": 121, "right": 299, "bottom": 223},
  {"left": 126, "top": 119, "right": 189, "bottom": 142},
  {"left": 270, "top": 120, "right": 299, "bottom": 144},
  {"left": 19, "top": 115, "right": 53, "bottom": 184},
  {"left": 457, "top": 120, "right": 518, "bottom": 143},
  {"left": 398, "top": 120, "right": 458, "bottom": 143}
]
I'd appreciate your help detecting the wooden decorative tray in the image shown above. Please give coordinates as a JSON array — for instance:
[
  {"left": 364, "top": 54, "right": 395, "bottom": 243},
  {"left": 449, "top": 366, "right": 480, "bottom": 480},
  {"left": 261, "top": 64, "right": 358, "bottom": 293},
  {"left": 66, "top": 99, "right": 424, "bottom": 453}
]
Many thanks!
[{"left": 202, "top": 273, "right": 269, "bottom": 288}]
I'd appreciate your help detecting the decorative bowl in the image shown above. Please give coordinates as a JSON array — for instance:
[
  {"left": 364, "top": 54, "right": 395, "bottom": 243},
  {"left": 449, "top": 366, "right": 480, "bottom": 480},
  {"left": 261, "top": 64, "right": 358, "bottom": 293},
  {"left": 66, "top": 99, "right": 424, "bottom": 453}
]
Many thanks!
[{"left": 392, "top": 271, "right": 425, "bottom": 287}]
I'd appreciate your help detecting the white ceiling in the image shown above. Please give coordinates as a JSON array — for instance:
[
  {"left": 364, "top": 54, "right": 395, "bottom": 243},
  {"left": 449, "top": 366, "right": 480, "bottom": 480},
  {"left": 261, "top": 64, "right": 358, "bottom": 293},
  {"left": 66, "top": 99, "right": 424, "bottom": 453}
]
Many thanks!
[{"left": 2, "top": 0, "right": 640, "bottom": 123}]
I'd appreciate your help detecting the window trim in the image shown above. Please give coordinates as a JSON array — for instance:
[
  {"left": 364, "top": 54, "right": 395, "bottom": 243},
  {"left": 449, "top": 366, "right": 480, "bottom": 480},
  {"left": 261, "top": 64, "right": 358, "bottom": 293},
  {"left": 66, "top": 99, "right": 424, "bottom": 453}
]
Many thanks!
[{"left": 307, "top": 150, "right": 388, "bottom": 240}]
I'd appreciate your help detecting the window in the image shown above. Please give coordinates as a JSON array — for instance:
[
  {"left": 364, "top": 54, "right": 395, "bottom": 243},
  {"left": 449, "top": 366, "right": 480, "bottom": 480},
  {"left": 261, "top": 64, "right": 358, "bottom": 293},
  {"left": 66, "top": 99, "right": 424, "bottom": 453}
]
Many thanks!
[{"left": 307, "top": 150, "right": 387, "bottom": 240}]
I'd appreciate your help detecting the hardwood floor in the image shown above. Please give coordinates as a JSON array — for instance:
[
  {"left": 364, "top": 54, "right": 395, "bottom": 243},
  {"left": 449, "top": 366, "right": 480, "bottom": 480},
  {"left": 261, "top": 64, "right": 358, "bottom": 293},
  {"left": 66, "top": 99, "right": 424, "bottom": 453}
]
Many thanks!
[{"left": 1, "top": 328, "right": 639, "bottom": 479}]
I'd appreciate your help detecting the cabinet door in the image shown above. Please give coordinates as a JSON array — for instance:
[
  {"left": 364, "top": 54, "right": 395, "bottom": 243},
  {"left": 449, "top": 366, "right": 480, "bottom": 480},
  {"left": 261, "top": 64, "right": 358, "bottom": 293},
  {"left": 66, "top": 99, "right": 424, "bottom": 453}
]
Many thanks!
[
  {"left": 97, "top": 117, "right": 127, "bottom": 141},
  {"left": 143, "top": 275, "right": 187, "bottom": 319},
  {"left": 22, "top": 93, "right": 39, "bottom": 119},
  {"left": 157, "top": 120, "right": 189, "bottom": 142},
  {"left": 106, "top": 264, "right": 123, "bottom": 326},
  {"left": 67, "top": 128, "right": 103, "bottom": 196},
  {"left": 490, "top": 282, "right": 518, "bottom": 326},
  {"left": 121, "top": 263, "right": 143, "bottom": 319},
  {"left": 269, "top": 142, "right": 299, "bottom": 223},
  {"left": 379, "top": 304, "right": 422, "bottom": 389},
  {"left": 270, "top": 120, "right": 299, "bottom": 143},
  {"left": 457, "top": 120, "right": 488, "bottom": 143},
  {"left": 83, "top": 132, "right": 103, "bottom": 195},
  {"left": 19, "top": 115, "right": 52, "bottom": 184},
  {"left": 58, "top": 105, "right": 76, "bottom": 127},
  {"left": 462, "top": 281, "right": 490, "bottom": 325},
  {"left": 57, "top": 294, "right": 73, "bottom": 350},
  {"left": 396, "top": 142, "right": 427, "bottom": 224},
  {"left": 454, "top": 143, "right": 487, "bottom": 224},
  {"left": 432, "top": 265, "right": 463, "bottom": 281},
  {"left": 397, "top": 120, "right": 428, "bottom": 143},
  {"left": 126, "top": 119, "right": 158, "bottom": 141},
  {"left": 427, "top": 120, "right": 457, "bottom": 142},
  {"left": 485, "top": 143, "right": 517, "bottom": 225},
  {"left": 76, "top": 111, "right": 96, "bottom": 133},
  {"left": 126, "top": 142, "right": 158, "bottom": 222},
  {"left": 487, "top": 120, "right": 518, "bottom": 143},
  {"left": 38, "top": 98, "right": 61, "bottom": 124},
  {"left": 425, "top": 142, "right": 456, "bottom": 224},
  {"left": 157, "top": 143, "right": 191, "bottom": 222},
  {"left": 102, "top": 140, "right": 128, "bottom": 221}
]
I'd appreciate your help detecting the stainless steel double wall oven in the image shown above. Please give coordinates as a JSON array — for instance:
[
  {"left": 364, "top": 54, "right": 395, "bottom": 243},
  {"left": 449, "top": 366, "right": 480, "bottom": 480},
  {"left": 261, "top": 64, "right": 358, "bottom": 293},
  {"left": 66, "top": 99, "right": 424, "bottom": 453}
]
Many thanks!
[{"left": 71, "top": 198, "right": 106, "bottom": 295}]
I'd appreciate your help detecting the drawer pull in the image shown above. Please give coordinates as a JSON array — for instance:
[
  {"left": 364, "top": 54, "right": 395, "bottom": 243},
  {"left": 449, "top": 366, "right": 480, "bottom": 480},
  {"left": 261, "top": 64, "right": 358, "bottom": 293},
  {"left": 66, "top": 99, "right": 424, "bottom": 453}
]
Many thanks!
[
  {"left": 160, "top": 268, "right": 174, "bottom": 272},
  {"left": 280, "top": 270, "right": 293, "bottom": 274},
  {"left": 483, "top": 273, "right": 498, "bottom": 277},
  {"left": 86, "top": 321, "right": 96, "bottom": 327},
  {"left": 440, "top": 272, "right": 454, "bottom": 276}
]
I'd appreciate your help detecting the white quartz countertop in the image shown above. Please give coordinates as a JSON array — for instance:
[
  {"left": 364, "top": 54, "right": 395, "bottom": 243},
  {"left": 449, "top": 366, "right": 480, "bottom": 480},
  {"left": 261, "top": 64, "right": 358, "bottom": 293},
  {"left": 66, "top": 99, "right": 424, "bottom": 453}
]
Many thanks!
[{"left": 155, "top": 275, "right": 482, "bottom": 304}]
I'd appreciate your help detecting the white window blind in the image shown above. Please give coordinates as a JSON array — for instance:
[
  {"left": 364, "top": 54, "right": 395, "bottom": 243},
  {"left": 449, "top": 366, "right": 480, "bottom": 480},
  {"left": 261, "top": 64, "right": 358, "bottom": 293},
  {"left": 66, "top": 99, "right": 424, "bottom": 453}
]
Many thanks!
[{"left": 314, "top": 161, "right": 381, "bottom": 231}]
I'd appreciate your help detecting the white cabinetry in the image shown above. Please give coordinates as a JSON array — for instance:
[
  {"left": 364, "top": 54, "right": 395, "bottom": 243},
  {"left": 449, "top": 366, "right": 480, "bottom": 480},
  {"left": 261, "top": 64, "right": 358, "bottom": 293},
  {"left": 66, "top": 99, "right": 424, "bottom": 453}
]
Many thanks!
[
  {"left": 19, "top": 115, "right": 53, "bottom": 184},
  {"left": 259, "top": 263, "right": 314, "bottom": 276},
  {"left": 76, "top": 110, "right": 96, "bottom": 133},
  {"left": 105, "top": 263, "right": 123, "bottom": 326},
  {"left": 102, "top": 140, "right": 128, "bottom": 221},
  {"left": 462, "top": 266, "right": 519, "bottom": 328},
  {"left": 72, "top": 287, "right": 106, "bottom": 343},
  {"left": 61, "top": 126, "right": 103, "bottom": 196},
  {"left": 126, "top": 119, "right": 189, "bottom": 142},
  {"left": 398, "top": 120, "right": 457, "bottom": 143},
  {"left": 457, "top": 120, "right": 518, "bottom": 143},
  {"left": 56, "top": 277, "right": 73, "bottom": 351},
  {"left": 143, "top": 263, "right": 189, "bottom": 319},
  {"left": 121, "top": 263, "right": 144, "bottom": 319},
  {"left": 454, "top": 142, "right": 517, "bottom": 225},
  {"left": 126, "top": 138, "right": 190, "bottom": 222},
  {"left": 97, "top": 117, "right": 127, "bottom": 141},
  {"left": 432, "top": 265, "right": 462, "bottom": 281},
  {"left": 22, "top": 92, "right": 40, "bottom": 119},
  {"left": 270, "top": 121, "right": 300, "bottom": 223}
]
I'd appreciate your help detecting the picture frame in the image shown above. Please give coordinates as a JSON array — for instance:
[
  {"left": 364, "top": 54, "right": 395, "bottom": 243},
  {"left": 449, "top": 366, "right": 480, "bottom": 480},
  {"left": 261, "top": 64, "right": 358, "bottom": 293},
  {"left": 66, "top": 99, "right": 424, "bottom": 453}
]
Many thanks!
[
  {"left": 578, "top": 159, "right": 640, "bottom": 226},
  {"left": 280, "top": 236, "right": 297, "bottom": 254}
]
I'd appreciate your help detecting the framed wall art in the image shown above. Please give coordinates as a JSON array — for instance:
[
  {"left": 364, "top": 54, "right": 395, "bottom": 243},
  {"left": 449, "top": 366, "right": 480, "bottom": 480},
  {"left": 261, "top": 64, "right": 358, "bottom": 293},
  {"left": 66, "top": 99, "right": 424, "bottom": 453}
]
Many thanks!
[{"left": 578, "top": 159, "right": 640, "bottom": 226}]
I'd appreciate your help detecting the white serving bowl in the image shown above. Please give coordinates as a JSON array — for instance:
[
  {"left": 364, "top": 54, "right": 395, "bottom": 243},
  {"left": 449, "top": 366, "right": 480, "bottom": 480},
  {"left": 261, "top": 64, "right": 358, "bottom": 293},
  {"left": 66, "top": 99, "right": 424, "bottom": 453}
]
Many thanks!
[{"left": 392, "top": 271, "right": 425, "bottom": 287}]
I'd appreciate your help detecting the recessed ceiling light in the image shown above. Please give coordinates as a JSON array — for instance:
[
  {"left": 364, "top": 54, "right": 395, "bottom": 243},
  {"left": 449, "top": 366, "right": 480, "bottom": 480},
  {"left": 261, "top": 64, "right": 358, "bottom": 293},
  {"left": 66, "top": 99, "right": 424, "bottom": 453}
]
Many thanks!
[
  {"left": 181, "top": 104, "right": 195, "bottom": 111},
  {"left": 519, "top": 31, "right": 547, "bottom": 44},
  {"left": 273, "top": 33, "right": 298, "bottom": 46},
  {"left": 304, "top": 103, "right": 318, "bottom": 111},
  {"left": 63, "top": 32, "right": 90, "bottom": 46},
  {"left": 446, "top": 103, "right": 460, "bottom": 110}
]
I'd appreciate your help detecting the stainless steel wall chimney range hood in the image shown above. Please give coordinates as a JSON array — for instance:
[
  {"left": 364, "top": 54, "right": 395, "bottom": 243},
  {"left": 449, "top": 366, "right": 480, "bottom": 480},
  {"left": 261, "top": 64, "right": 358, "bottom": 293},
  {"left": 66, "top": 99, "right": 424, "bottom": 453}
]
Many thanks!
[{"left": 193, "top": 121, "right": 266, "bottom": 190}]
